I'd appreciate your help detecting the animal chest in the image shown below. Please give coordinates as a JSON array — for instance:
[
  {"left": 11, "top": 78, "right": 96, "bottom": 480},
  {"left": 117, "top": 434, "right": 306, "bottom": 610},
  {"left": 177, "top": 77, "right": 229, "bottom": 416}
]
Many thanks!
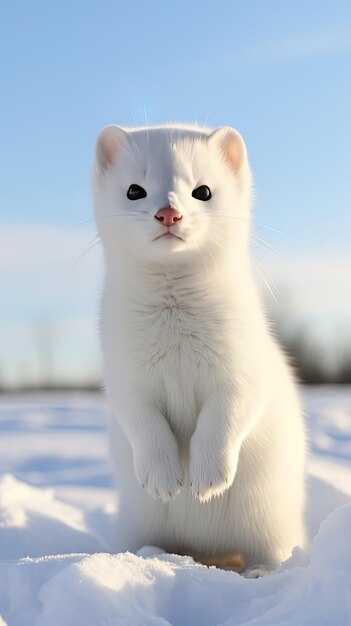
[
  {"left": 128, "top": 293, "right": 232, "bottom": 429},
  {"left": 140, "top": 296, "right": 218, "bottom": 372}
]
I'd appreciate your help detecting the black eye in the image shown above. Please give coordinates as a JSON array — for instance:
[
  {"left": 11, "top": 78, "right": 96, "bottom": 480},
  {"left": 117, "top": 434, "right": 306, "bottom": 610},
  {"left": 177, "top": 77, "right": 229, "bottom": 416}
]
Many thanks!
[
  {"left": 127, "top": 184, "right": 147, "bottom": 201},
  {"left": 192, "top": 185, "right": 212, "bottom": 201}
]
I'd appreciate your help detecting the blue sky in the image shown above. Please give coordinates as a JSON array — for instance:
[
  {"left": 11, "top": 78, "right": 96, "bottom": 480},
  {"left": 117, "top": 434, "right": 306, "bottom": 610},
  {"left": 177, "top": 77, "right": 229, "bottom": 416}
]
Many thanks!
[{"left": 1, "top": 1, "right": 351, "bottom": 385}]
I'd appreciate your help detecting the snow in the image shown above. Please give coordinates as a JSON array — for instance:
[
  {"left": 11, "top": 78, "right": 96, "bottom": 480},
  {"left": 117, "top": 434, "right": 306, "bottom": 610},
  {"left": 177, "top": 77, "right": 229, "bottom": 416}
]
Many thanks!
[{"left": 0, "top": 387, "right": 350, "bottom": 625}]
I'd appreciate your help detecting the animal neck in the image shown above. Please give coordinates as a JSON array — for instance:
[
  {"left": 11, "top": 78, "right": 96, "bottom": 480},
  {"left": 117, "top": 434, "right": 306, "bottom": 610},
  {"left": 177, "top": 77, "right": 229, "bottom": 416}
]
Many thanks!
[{"left": 105, "top": 248, "right": 253, "bottom": 309}]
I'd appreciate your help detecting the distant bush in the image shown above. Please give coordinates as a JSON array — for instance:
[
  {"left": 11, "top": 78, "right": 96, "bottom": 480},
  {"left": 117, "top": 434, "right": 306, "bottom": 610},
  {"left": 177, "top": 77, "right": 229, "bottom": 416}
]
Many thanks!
[{"left": 277, "top": 328, "right": 351, "bottom": 385}]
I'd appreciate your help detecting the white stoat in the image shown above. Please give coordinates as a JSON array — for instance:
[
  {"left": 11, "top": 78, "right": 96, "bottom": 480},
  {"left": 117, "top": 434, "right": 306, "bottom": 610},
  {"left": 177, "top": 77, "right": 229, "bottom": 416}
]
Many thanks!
[{"left": 92, "top": 123, "right": 306, "bottom": 576}]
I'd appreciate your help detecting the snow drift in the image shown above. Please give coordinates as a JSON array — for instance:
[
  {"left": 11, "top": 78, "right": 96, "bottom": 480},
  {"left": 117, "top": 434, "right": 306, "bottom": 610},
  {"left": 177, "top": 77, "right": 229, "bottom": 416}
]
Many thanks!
[{"left": 0, "top": 388, "right": 350, "bottom": 625}]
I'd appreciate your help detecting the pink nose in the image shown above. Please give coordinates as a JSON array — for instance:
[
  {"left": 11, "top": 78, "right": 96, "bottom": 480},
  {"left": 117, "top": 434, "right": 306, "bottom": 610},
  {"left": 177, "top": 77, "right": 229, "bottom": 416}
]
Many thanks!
[{"left": 154, "top": 206, "right": 182, "bottom": 227}]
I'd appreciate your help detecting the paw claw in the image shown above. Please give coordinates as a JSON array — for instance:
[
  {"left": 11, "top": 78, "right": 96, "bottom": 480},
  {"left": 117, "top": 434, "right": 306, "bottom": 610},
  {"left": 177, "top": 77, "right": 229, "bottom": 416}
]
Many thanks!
[
  {"left": 189, "top": 442, "right": 239, "bottom": 502},
  {"left": 134, "top": 437, "right": 183, "bottom": 503}
]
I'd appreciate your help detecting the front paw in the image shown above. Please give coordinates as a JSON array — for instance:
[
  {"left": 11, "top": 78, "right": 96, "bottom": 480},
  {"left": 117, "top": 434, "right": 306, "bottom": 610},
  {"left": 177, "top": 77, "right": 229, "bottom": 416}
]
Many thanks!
[
  {"left": 189, "top": 436, "right": 239, "bottom": 503},
  {"left": 133, "top": 438, "right": 183, "bottom": 503}
]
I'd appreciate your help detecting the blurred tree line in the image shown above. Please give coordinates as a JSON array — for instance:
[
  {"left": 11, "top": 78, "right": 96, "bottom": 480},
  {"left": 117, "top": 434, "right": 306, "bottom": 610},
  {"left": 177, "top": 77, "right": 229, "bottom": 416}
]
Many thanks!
[
  {"left": 0, "top": 315, "right": 350, "bottom": 392},
  {"left": 279, "top": 328, "right": 351, "bottom": 385}
]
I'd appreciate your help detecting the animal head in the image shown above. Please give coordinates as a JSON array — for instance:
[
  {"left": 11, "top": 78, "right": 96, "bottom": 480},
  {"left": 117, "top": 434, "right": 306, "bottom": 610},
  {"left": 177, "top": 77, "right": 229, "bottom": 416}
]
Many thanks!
[{"left": 92, "top": 124, "right": 252, "bottom": 270}]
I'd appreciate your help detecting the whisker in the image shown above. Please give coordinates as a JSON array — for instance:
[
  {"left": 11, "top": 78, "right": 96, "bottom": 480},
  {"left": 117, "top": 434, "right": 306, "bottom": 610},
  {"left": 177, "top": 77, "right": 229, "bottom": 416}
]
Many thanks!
[
  {"left": 207, "top": 234, "right": 226, "bottom": 253},
  {"left": 119, "top": 144, "right": 143, "bottom": 168},
  {"left": 126, "top": 102, "right": 139, "bottom": 128},
  {"left": 74, "top": 234, "right": 101, "bottom": 266},
  {"left": 197, "top": 234, "right": 223, "bottom": 275},
  {"left": 251, "top": 234, "right": 281, "bottom": 257},
  {"left": 75, "top": 218, "right": 96, "bottom": 226},
  {"left": 203, "top": 213, "right": 249, "bottom": 222},
  {"left": 143, "top": 99, "right": 151, "bottom": 157},
  {"left": 252, "top": 257, "right": 279, "bottom": 303},
  {"left": 254, "top": 222, "right": 283, "bottom": 235},
  {"left": 124, "top": 104, "right": 145, "bottom": 166},
  {"left": 201, "top": 105, "right": 213, "bottom": 132},
  {"left": 202, "top": 211, "right": 283, "bottom": 235},
  {"left": 194, "top": 242, "right": 212, "bottom": 283},
  {"left": 79, "top": 211, "right": 150, "bottom": 225},
  {"left": 100, "top": 212, "right": 148, "bottom": 221},
  {"left": 205, "top": 244, "right": 219, "bottom": 272},
  {"left": 122, "top": 135, "right": 145, "bottom": 169}
]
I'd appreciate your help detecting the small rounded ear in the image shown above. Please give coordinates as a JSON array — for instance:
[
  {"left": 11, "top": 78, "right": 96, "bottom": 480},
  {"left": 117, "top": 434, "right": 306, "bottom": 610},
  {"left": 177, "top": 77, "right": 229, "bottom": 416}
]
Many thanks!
[
  {"left": 95, "top": 125, "right": 126, "bottom": 172},
  {"left": 208, "top": 126, "right": 248, "bottom": 175}
]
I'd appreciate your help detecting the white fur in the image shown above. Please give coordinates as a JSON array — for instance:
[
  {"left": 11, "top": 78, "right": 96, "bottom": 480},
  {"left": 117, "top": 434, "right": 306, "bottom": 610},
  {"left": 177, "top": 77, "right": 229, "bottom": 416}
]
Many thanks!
[{"left": 92, "top": 123, "right": 306, "bottom": 572}]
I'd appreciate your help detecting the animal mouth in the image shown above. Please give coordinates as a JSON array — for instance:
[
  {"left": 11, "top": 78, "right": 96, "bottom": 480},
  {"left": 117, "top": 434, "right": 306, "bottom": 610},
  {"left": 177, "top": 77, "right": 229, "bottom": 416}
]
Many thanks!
[{"left": 153, "top": 231, "right": 183, "bottom": 242}]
